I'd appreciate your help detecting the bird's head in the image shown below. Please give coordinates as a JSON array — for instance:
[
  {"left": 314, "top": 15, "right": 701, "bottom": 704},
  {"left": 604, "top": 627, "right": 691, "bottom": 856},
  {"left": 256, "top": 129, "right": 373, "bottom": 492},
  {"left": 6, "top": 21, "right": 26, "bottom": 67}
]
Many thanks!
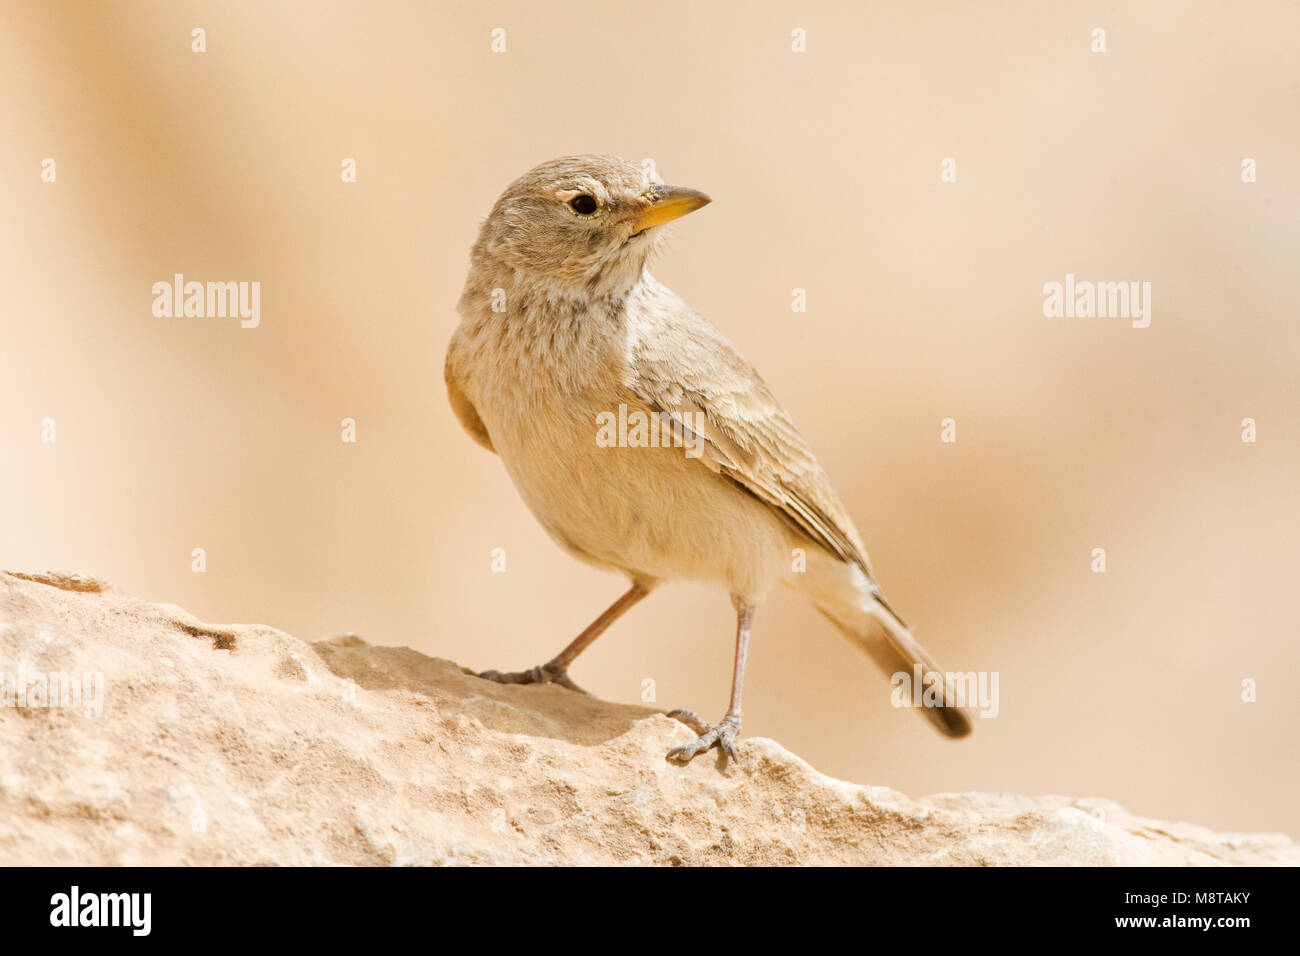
[{"left": 471, "top": 154, "right": 711, "bottom": 295}]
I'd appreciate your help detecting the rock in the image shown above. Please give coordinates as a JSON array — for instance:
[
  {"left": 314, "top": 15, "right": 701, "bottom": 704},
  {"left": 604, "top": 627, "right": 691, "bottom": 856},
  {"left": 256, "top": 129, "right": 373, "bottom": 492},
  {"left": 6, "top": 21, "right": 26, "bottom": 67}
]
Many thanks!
[{"left": 0, "top": 570, "right": 1295, "bottom": 866}]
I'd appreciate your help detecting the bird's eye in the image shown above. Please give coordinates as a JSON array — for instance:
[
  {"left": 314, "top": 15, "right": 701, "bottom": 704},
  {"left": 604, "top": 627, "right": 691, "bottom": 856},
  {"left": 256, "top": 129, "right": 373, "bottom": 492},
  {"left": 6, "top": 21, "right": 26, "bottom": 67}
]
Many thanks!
[{"left": 569, "top": 194, "right": 598, "bottom": 215}]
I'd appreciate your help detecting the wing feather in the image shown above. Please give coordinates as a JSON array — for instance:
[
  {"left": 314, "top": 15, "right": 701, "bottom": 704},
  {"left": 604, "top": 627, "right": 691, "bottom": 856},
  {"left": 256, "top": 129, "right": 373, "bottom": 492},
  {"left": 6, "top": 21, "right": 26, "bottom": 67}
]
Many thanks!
[
  {"left": 445, "top": 348, "right": 496, "bottom": 453},
  {"left": 627, "top": 301, "right": 874, "bottom": 577}
]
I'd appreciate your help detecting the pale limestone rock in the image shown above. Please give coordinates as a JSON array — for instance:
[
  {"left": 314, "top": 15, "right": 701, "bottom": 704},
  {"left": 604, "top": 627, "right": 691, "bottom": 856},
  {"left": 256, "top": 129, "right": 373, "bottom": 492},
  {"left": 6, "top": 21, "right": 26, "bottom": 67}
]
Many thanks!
[{"left": 1, "top": 570, "right": 1295, "bottom": 867}]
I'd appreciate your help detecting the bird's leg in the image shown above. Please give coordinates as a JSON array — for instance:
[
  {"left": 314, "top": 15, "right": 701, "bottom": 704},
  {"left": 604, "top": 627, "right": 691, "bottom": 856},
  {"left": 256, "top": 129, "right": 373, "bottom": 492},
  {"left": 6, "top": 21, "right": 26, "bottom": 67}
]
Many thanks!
[
  {"left": 478, "top": 581, "right": 650, "bottom": 694},
  {"left": 667, "top": 600, "right": 754, "bottom": 763}
]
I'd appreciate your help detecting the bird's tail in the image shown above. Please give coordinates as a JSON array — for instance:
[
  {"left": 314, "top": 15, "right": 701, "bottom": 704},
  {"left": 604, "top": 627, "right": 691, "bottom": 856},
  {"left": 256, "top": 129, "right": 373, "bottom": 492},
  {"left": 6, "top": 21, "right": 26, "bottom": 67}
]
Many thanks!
[{"left": 807, "top": 568, "right": 973, "bottom": 739}]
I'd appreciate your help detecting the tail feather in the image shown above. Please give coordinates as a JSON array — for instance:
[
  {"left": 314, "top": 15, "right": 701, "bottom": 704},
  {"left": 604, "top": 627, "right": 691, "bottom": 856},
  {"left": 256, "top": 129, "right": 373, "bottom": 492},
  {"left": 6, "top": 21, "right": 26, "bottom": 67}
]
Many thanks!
[{"left": 816, "top": 598, "right": 974, "bottom": 739}]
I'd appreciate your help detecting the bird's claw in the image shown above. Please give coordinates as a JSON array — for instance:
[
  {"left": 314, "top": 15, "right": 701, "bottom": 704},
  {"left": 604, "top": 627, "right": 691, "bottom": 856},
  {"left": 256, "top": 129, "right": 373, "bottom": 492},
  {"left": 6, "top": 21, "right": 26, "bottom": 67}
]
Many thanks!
[
  {"left": 665, "top": 709, "right": 742, "bottom": 763},
  {"left": 477, "top": 660, "right": 587, "bottom": 694}
]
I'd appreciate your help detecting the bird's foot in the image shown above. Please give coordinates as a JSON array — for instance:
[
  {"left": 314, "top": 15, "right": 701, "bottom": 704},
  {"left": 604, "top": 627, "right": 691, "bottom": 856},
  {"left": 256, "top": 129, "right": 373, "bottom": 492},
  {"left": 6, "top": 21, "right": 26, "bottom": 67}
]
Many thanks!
[
  {"left": 477, "top": 659, "right": 587, "bottom": 694},
  {"left": 665, "top": 709, "right": 742, "bottom": 763}
]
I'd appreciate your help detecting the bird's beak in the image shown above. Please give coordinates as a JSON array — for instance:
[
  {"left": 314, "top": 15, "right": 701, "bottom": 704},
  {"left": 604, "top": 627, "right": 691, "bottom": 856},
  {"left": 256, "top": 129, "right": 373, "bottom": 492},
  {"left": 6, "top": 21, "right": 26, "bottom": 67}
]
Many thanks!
[{"left": 631, "top": 185, "right": 712, "bottom": 233}]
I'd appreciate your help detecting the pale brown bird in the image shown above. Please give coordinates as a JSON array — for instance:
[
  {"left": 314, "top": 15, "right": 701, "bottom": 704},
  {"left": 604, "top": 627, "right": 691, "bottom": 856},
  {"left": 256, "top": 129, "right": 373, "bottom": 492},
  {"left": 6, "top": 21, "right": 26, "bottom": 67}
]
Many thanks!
[{"left": 446, "top": 154, "right": 972, "bottom": 762}]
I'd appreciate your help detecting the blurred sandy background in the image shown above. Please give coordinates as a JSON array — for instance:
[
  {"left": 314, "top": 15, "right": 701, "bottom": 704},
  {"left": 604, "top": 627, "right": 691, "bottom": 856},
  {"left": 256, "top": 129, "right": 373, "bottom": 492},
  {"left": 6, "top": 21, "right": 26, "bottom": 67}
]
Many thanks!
[{"left": 2, "top": 1, "right": 1296, "bottom": 836}]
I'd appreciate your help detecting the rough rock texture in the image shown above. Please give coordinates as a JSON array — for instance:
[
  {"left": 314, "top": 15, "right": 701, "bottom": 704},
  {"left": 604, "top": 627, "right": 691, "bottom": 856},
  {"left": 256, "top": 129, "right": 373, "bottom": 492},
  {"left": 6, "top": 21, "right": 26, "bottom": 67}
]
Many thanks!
[{"left": 1, "top": 570, "right": 1295, "bottom": 866}]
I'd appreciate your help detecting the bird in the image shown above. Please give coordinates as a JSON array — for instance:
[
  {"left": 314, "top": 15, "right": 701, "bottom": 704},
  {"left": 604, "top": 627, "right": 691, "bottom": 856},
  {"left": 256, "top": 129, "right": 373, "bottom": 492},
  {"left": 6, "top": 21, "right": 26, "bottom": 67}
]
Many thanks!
[{"left": 445, "top": 154, "right": 972, "bottom": 762}]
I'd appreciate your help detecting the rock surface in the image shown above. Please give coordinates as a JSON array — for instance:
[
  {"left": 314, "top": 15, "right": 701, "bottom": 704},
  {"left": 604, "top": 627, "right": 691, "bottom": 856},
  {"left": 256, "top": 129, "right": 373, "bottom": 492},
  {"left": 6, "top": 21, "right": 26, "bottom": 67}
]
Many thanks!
[{"left": 0, "top": 570, "right": 1295, "bottom": 866}]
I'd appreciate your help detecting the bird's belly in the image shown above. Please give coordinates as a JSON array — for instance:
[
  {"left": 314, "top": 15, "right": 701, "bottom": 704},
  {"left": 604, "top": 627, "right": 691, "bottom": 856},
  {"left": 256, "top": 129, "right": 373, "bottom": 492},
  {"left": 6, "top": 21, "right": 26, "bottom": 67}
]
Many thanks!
[{"left": 484, "top": 392, "right": 789, "bottom": 600}]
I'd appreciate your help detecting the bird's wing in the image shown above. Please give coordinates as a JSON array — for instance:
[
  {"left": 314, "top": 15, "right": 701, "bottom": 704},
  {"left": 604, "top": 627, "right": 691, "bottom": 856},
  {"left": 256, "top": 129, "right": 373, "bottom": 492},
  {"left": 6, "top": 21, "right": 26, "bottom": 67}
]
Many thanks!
[
  {"left": 444, "top": 347, "right": 496, "bottom": 453},
  {"left": 627, "top": 307, "right": 874, "bottom": 577}
]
